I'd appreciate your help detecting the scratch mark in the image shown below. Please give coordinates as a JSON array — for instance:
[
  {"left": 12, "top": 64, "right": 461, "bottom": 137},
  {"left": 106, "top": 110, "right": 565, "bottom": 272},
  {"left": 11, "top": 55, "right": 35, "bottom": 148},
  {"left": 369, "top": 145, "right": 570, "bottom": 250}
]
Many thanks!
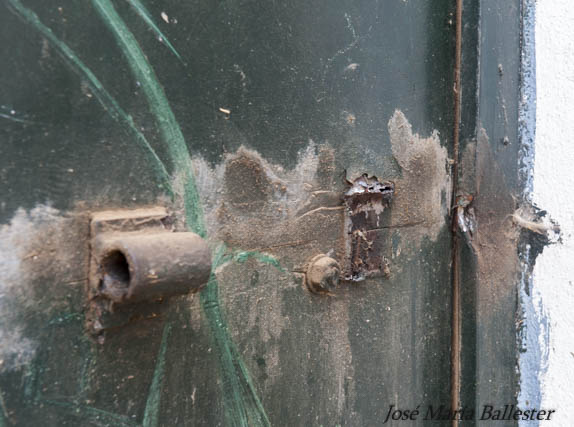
[
  {"left": 225, "top": 239, "right": 319, "bottom": 252},
  {"left": 21, "top": 347, "right": 128, "bottom": 427},
  {"left": 143, "top": 322, "right": 171, "bottom": 427},
  {"left": 0, "top": 112, "right": 39, "bottom": 125},
  {"left": 47, "top": 311, "right": 83, "bottom": 326},
  {"left": 0, "top": 388, "right": 11, "bottom": 427},
  {"left": 77, "top": 351, "right": 95, "bottom": 401},
  {"left": 322, "top": 13, "right": 359, "bottom": 84},
  {"left": 22, "top": 363, "right": 40, "bottom": 403},
  {"left": 363, "top": 221, "right": 425, "bottom": 232},
  {"left": 296, "top": 206, "right": 344, "bottom": 221},
  {"left": 126, "top": 0, "right": 183, "bottom": 63},
  {"left": 6, "top": 0, "right": 171, "bottom": 194}
]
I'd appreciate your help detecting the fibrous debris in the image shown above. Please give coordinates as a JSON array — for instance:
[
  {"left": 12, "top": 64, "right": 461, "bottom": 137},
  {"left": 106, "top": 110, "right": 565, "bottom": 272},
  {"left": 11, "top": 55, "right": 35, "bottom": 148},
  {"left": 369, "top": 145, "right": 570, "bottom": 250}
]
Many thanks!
[
  {"left": 344, "top": 174, "right": 394, "bottom": 214},
  {"left": 455, "top": 193, "right": 476, "bottom": 240}
]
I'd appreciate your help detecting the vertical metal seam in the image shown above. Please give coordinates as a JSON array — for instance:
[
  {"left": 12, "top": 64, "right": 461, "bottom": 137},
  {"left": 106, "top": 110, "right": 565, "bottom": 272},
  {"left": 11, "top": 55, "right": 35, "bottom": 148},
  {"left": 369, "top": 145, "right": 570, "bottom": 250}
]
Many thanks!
[{"left": 451, "top": 0, "right": 464, "bottom": 425}]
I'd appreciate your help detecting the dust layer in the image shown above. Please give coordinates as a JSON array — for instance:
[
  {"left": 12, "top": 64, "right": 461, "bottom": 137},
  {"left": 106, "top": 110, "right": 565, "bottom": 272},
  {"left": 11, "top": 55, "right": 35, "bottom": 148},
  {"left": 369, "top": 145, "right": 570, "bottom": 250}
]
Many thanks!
[
  {"left": 388, "top": 109, "right": 452, "bottom": 245},
  {"left": 192, "top": 143, "right": 356, "bottom": 419},
  {"left": 0, "top": 205, "right": 88, "bottom": 373},
  {"left": 460, "top": 129, "right": 520, "bottom": 298},
  {"left": 189, "top": 110, "right": 452, "bottom": 420}
]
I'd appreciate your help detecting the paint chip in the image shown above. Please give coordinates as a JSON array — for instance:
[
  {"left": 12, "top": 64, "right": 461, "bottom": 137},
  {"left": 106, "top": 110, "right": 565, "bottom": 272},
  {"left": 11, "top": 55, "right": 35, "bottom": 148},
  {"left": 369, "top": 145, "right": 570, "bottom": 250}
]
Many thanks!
[
  {"left": 345, "top": 63, "right": 359, "bottom": 72},
  {"left": 161, "top": 12, "right": 169, "bottom": 23}
]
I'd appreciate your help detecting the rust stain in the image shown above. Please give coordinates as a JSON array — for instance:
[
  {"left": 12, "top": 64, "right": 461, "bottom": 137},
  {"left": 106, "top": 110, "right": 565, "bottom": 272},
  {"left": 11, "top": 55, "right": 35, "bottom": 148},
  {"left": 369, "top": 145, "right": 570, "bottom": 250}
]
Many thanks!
[{"left": 343, "top": 174, "right": 394, "bottom": 281}]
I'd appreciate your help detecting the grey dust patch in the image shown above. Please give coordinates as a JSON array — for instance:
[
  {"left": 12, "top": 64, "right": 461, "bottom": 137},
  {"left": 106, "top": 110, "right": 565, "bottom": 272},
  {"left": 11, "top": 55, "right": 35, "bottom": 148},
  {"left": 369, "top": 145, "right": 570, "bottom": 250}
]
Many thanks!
[
  {"left": 388, "top": 109, "right": 451, "bottom": 244},
  {"left": 0, "top": 205, "right": 87, "bottom": 372}
]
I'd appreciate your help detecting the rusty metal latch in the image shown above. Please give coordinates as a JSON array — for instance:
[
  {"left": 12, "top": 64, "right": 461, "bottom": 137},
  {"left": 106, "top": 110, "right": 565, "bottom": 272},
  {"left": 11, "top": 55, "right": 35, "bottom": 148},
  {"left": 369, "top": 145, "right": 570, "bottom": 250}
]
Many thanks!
[
  {"left": 343, "top": 174, "right": 394, "bottom": 281},
  {"left": 305, "top": 174, "right": 395, "bottom": 295}
]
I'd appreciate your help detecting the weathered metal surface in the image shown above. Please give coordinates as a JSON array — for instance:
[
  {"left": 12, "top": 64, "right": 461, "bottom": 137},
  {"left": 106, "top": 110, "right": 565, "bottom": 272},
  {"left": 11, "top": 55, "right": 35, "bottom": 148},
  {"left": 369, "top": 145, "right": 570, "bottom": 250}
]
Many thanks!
[
  {"left": 343, "top": 174, "right": 394, "bottom": 281},
  {"left": 0, "top": 0, "right": 460, "bottom": 425}
]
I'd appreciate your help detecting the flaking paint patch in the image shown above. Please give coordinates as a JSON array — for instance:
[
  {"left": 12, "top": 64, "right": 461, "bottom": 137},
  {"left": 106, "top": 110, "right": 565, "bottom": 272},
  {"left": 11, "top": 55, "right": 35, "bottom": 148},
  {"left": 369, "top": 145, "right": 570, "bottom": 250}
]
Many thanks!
[
  {"left": 388, "top": 110, "right": 451, "bottom": 243},
  {"left": 0, "top": 205, "right": 86, "bottom": 372}
]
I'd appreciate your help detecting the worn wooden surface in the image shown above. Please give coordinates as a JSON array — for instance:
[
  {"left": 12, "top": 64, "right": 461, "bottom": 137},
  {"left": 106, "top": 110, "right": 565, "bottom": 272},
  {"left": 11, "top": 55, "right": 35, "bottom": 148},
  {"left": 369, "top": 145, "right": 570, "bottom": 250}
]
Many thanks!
[{"left": 0, "top": 1, "right": 474, "bottom": 426}]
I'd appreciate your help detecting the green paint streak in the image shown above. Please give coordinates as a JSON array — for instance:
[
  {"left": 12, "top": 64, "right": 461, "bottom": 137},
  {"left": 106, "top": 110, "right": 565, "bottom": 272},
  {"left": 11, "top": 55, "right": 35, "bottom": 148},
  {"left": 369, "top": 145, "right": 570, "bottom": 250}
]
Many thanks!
[
  {"left": 91, "top": 2, "right": 269, "bottom": 425},
  {"left": 201, "top": 246, "right": 271, "bottom": 427},
  {"left": 6, "top": 0, "right": 171, "bottom": 195},
  {"left": 126, "top": 0, "right": 183, "bottom": 62},
  {"left": 234, "top": 251, "right": 284, "bottom": 272},
  {"left": 142, "top": 322, "right": 171, "bottom": 427},
  {"left": 42, "top": 400, "right": 137, "bottom": 427},
  {"left": 92, "top": 0, "right": 205, "bottom": 236},
  {"left": 217, "top": 249, "right": 284, "bottom": 272},
  {"left": 9, "top": 1, "right": 270, "bottom": 423},
  {"left": 77, "top": 351, "right": 95, "bottom": 402},
  {"left": 23, "top": 363, "right": 41, "bottom": 403},
  {"left": 0, "top": 389, "right": 8, "bottom": 427},
  {"left": 48, "top": 311, "right": 83, "bottom": 326},
  {"left": 23, "top": 349, "right": 130, "bottom": 426}
]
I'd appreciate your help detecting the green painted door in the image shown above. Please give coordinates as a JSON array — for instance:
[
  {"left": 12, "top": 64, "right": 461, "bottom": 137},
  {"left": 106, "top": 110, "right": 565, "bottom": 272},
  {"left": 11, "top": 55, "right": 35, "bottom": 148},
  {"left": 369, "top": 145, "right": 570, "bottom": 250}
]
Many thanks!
[{"left": 1, "top": 0, "right": 524, "bottom": 425}]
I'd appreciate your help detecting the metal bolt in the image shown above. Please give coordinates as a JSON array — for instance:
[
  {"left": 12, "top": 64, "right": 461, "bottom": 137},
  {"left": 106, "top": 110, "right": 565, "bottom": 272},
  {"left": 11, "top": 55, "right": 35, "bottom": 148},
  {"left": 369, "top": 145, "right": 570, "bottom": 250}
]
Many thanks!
[{"left": 305, "top": 254, "right": 341, "bottom": 295}]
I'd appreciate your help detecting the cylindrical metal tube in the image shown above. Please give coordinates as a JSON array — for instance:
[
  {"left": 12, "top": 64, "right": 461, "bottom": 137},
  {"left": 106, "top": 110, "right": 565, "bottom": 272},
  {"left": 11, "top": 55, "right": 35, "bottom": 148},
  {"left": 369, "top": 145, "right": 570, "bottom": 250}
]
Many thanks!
[{"left": 97, "top": 232, "right": 211, "bottom": 303}]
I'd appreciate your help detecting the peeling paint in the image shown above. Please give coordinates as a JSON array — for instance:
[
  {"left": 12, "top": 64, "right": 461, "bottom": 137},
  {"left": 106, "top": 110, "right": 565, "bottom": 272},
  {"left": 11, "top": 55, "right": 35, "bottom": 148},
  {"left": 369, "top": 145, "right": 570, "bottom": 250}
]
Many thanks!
[{"left": 343, "top": 174, "right": 394, "bottom": 281}]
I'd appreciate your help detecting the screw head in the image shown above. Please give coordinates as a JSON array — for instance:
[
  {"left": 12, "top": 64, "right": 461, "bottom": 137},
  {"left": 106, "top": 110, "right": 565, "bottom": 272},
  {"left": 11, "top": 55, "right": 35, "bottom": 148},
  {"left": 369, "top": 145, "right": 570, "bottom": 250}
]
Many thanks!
[{"left": 305, "top": 254, "right": 340, "bottom": 295}]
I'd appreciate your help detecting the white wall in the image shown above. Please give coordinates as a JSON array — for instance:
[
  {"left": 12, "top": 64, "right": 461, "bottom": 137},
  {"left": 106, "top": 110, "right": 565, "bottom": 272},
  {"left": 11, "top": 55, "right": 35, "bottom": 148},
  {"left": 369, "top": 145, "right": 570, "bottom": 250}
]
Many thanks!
[{"left": 520, "top": 0, "right": 574, "bottom": 425}]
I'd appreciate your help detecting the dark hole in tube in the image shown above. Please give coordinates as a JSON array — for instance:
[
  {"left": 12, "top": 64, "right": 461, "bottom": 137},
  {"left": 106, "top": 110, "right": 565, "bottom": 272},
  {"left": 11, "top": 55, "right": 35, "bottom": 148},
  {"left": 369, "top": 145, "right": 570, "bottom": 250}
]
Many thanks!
[{"left": 101, "top": 250, "right": 130, "bottom": 288}]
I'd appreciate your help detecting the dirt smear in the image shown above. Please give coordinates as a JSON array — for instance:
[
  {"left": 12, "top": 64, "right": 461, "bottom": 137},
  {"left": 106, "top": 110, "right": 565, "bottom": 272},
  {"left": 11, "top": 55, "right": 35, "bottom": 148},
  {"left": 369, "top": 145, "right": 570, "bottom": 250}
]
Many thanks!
[
  {"left": 189, "top": 114, "right": 451, "bottom": 408},
  {"left": 388, "top": 110, "right": 451, "bottom": 244},
  {"left": 192, "top": 144, "right": 355, "bottom": 411},
  {"left": 0, "top": 205, "right": 88, "bottom": 372},
  {"left": 468, "top": 129, "right": 520, "bottom": 299},
  {"left": 192, "top": 144, "right": 345, "bottom": 268}
]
